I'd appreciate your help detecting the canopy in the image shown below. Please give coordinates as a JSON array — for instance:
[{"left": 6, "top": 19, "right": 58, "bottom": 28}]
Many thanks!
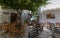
[{"left": 47, "top": 19, "right": 56, "bottom": 23}]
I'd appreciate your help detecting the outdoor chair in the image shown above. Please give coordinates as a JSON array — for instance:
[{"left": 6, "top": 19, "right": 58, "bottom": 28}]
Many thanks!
[{"left": 28, "top": 29, "right": 39, "bottom": 38}]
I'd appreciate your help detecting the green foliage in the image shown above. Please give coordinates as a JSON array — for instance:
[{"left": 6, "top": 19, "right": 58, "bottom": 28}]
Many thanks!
[
  {"left": 32, "top": 12, "right": 38, "bottom": 16},
  {"left": 0, "top": 0, "right": 49, "bottom": 11},
  {"left": 32, "top": 12, "right": 39, "bottom": 20}
]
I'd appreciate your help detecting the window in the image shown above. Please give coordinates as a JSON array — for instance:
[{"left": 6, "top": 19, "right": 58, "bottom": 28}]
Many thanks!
[{"left": 46, "top": 13, "right": 55, "bottom": 19}]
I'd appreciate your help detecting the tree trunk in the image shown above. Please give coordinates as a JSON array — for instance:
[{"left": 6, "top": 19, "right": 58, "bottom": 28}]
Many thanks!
[
  {"left": 20, "top": 10, "right": 22, "bottom": 26},
  {"left": 17, "top": 10, "right": 22, "bottom": 30}
]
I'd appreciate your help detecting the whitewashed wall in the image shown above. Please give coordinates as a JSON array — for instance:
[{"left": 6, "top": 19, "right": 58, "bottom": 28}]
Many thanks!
[{"left": 21, "top": 10, "right": 31, "bottom": 23}]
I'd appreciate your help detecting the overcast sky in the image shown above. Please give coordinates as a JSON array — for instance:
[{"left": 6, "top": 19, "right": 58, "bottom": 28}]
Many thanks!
[{"left": 42, "top": 0, "right": 60, "bottom": 10}]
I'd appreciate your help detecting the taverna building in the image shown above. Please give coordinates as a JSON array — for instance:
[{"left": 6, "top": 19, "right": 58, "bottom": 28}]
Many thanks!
[{"left": 39, "top": 8, "right": 60, "bottom": 28}]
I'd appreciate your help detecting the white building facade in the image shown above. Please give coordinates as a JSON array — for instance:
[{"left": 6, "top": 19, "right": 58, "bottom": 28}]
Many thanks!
[
  {"left": 41, "top": 9, "right": 60, "bottom": 23},
  {"left": 39, "top": 8, "right": 60, "bottom": 28}
]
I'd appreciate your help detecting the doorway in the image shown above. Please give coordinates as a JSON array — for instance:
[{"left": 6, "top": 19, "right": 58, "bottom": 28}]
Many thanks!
[{"left": 10, "top": 13, "right": 18, "bottom": 23}]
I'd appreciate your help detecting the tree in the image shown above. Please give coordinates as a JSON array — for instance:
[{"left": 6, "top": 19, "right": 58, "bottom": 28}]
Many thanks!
[
  {"left": 0, "top": 0, "right": 49, "bottom": 27},
  {"left": 0, "top": 0, "right": 49, "bottom": 37}
]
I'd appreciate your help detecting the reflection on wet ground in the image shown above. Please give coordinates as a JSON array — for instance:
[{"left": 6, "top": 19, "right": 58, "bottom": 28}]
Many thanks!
[
  {"left": 0, "top": 31, "right": 10, "bottom": 38},
  {"left": 38, "top": 27, "right": 60, "bottom": 38},
  {"left": 54, "top": 27, "right": 60, "bottom": 34}
]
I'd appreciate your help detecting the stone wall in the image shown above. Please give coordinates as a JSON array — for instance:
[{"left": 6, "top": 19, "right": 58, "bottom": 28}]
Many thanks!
[{"left": 0, "top": 13, "right": 3, "bottom": 25}]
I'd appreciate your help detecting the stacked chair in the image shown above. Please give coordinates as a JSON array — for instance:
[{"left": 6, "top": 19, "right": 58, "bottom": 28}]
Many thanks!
[{"left": 0, "top": 16, "right": 26, "bottom": 38}]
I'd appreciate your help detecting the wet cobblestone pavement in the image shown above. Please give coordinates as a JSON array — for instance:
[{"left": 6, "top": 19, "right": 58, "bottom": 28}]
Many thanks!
[
  {"left": 0, "top": 28, "right": 60, "bottom": 38},
  {"left": 38, "top": 28, "right": 60, "bottom": 38}
]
